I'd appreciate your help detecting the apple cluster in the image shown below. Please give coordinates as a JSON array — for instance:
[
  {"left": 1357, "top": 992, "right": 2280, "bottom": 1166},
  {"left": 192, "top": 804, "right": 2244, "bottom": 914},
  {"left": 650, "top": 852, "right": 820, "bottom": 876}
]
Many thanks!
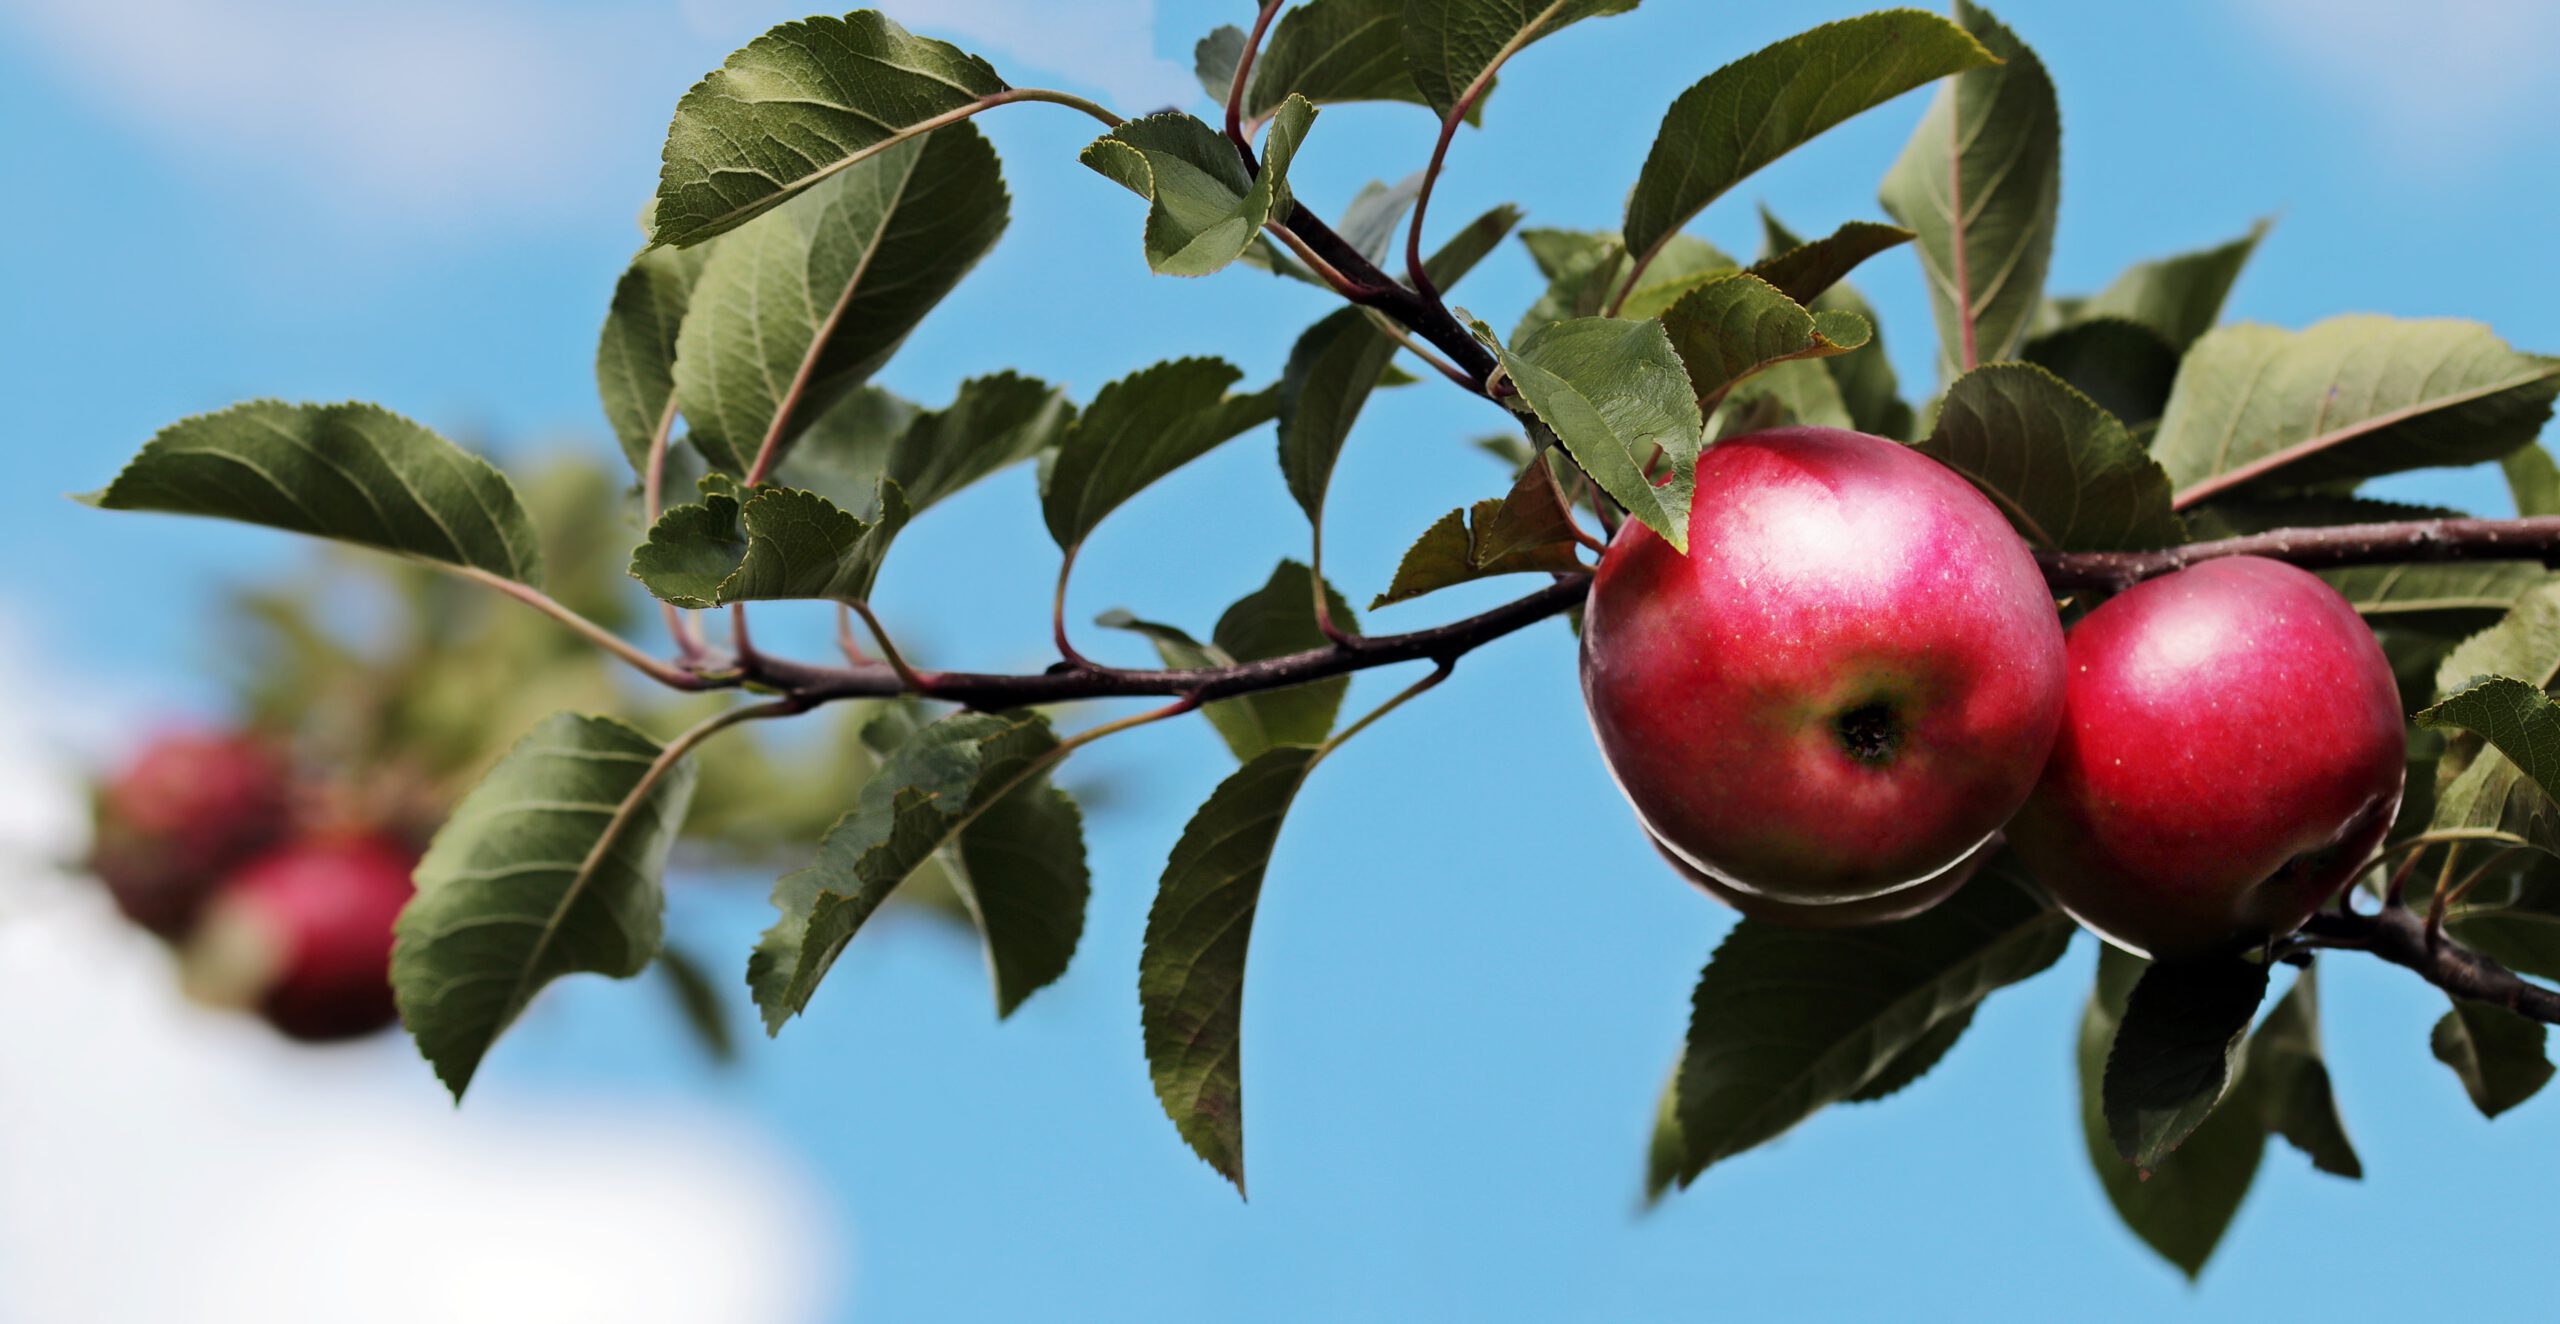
[
  {"left": 88, "top": 729, "right": 418, "bottom": 1040},
  {"left": 1581, "top": 427, "right": 2406, "bottom": 961}
]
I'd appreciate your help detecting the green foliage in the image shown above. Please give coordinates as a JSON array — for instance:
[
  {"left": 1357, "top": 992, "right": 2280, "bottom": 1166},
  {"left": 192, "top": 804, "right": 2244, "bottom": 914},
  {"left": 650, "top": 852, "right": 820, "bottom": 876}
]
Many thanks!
[
  {"left": 597, "top": 245, "right": 715, "bottom": 474},
  {"left": 2065, "top": 220, "right": 2270, "bottom": 351},
  {"left": 1914, "top": 363, "right": 2182, "bottom": 551},
  {"left": 1375, "top": 460, "right": 1585, "bottom": 608},
  {"left": 1514, "top": 230, "right": 1738, "bottom": 337},
  {"left": 2420, "top": 676, "right": 2560, "bottom": 809},
  {"left": 1746, "top": 220, "right": 1915, "bottom": 307},
  {"left": 2432, "top": 997, "right": 2554, "bottom": 1117},
  {"left": 1657, "top": 273, "right": 1872, "bottom": 414},
  {"left": 2100, "top": 954, "right": 2269, "bottom": 1172},
  {"left": 1100, "top": 562, "right": 1359, "bottom": 762},
  {"left": 633, "top": 480, "right": 910, "bottom": 609},
  {"left": 1044, "top": 358, "right": 1279, "bottom": 552},
  {"left": 1083, "top": 100, "right": 1316, "bottom": 277},
  {"left": 393, "top": 713, "right": 698, "bottom": 1097},
  {"left": 1482, "top": 315, "right": 1703, "bottom": 549},
  {"left": 2505, "top": 444, "right": 2560, "bottom": 516},
  {"left": 2021, "top": 318, "right": 2182, "bottom": 428},
  {"left": 784, "top": 372, "right": 1072, "bottom": 518},
  {"left": 1202, "top": 0, "right": 1464, "bottom": 123},
  {"left": 1758, "top": 210, "right": 1915, "bottom": 438},
  {"left": 1402, "top": 0, "right": 1639, "bottom": 122}
]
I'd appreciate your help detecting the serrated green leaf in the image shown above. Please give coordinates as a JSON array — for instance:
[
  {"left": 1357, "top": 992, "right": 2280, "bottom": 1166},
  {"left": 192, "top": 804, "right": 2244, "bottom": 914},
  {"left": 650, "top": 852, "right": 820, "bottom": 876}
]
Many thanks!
[
  {"left": 2432, "top": 996, "right": 2554, "bottom": 1117},
  {"left": 650, "top": 12, "right": 1010, "bottom": 247},
  {"left": 1142, "top": 744, "right": 1324, "bottom": 1192},
  {"left": 1914, "top": 362, "right": 2182, "bottom": 551},
  {"left": 2505, "top": 445, "right": 2560, "bottom": 517},
  {"left": 1880, "top": 1, "right": 2061, "bottom": 379},
  {"left": 1082, "top": 99, "right": 1315, "bottom": 278},
  {"left": 1374, "top": 455, "right": 1586, "bottom": 607},
  {"left": 1745, "top": 220, "right": 1916, "bottom": 307},
  {"left": 1623, "top": 12, "right": 1994, "bottom": 273},
  {"left": 1658, "top": 272, "right": 1874, "bottom": 415},
  {"left": 1759, "top": 209, "right": 1915, "bottom": 439},
  {"left": 2437, "top": 581, "right": 2560, "bottom": 698},
  {"left": 632, "top": 482, "right": 909, "bottom": 608},
  {"left": 2245, "top": 968, "right": 2360, "bottom": 1178},
  {"left": 2152, "top": 316, "right": 2560, "bottom": 505},
  {"left": 2077, "top": 945, "right": 2265, "bottom": 1280},
  {"left": 1100, "top": 562, "right": 1360, "bottom": 762},
  {"left": 1043, "top": 358, "right": 1279, "bottom": 551},
  {"left": 393, "top": 713, "right": 698, "bottom": 1097},
  {"left": 1280, "top": 203, "right": 1522, "bottom": 521},
  {"left": 1665, "top": 860, "right": 2071, "bottom": 1185},
  {"left": 949, "top": 779, "right": 1090, "bottom": 1018},
  {"left": 2102, "top": 954, "right": 2270, "bottom": 1171},
  {"left": 1402, "top": 0, "right": 1637, "bottom": 122},
  {"left": 596, "top": 244, "right": 716, "bottom": 475},
  {"left": 2075, "top": 220, "right": 2269, "bottom": 351},
  {"left": 1843, "top": 1004, "right": 1976, "bottom": 1104},
  {"left": 2022, "top": 317, "right": 2182, "bottom": 427},
  {"left": 88, "top": 400, "right": 545, "bottom": 585},
  {"left": 2419, "top": 677, "right": 2560, "bottom": 817},
  {"left": 782, "top": 372, "right": 1071, "bottom": 519},
  {"left": 1229, "top": 0, "right": 1466, "bottom": 123},
  {"left": 1514, "top": 230, "right": 1737, "bottom": 339},
  {"left": 1483, "top": 315, "right": 1705, "bottom": 550},
  {"left": 672, "top": 124, "right": 1007, "bottom": 476},
  {"left": 751, "top": 710, "right": 1065, "bottom": 1032}
]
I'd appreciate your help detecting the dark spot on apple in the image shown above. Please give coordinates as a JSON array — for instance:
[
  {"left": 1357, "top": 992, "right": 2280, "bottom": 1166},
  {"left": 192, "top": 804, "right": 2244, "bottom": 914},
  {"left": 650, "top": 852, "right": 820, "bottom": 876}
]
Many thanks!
[{"left": 1834, "top": 700, "right": 1903, "bottom": 765}]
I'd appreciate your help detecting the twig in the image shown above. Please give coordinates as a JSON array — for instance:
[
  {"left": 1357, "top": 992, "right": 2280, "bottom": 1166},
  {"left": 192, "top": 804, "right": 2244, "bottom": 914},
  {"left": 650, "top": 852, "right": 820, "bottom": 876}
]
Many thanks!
[
  {"left": 1226, "top": 0, "right": 1286, "bottom": 158},
  {"left": 2037, "top": 516, "right": 2560, "bottom": 592},
  {"left": 2300, "top": 904, "right": 2560, "bottom": 1024}
]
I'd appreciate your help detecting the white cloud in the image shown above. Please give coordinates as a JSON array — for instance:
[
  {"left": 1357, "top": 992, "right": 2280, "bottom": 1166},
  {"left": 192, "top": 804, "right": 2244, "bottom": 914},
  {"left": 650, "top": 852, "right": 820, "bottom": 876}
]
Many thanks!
[
  {"left": 679, "top": 0, "right": 1203, "bottom": 111},
  {"left": 2235, "top": 0, "right": 2560, "bottom": 164},
  {"left": 0, "top": 624, "right": 844, "bottom": 1324}
]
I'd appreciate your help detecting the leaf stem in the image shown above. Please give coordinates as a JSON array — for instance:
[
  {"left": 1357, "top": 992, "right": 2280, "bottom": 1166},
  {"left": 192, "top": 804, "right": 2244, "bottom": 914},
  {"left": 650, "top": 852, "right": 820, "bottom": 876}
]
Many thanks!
[
  {"left": 1318, "top": 657, "right": 1456, "bottom": 759},
  {"left": 850, "top": 600, "right": 940, "bottom": 693},
  {"left": 1226, "top": 0, "right": 1286, "bottom": 157},
  {"left": 453, "top": 567, "right": 713, "bottom": 691},
  {"left": 643, "top": 393, "right": 711, "bottom": 665}
]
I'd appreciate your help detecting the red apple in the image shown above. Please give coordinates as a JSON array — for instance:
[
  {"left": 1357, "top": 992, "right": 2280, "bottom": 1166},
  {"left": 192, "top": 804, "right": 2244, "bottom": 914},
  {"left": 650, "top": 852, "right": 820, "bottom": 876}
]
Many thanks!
[
  {"left": 1581, "top": 426, "right": 2067, "bottom": 902},
  {"left": 183, "top": 834, "right": 417, "bottom": 1041},
  {"left": 2006, "top": 556, "right": 2405, "bottom": 959},
  {"left": 1648, "top": 830, "right": 1989, "bottom": 929},
  {"left": 89, "top": 729, "right": 292, "bottom": 936}
]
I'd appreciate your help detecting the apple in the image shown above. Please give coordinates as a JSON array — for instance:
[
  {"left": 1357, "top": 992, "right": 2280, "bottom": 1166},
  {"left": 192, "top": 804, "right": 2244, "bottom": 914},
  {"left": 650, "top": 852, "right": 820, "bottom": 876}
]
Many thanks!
[
  {"left": 2006, "top": 555, "right": 2405, "bottom": 959},
  {"left": 1648, "top": 829, "right": 1990, "bottom": 929},
  {"left": 183, "top": 834, "right": 417, "bottom": 1041},
  {"left": 1580, "top": 426, "right": 2067, "bottom": 903},
  {"left": 89, "top": 729, "right": 292, "bottom": 936}
]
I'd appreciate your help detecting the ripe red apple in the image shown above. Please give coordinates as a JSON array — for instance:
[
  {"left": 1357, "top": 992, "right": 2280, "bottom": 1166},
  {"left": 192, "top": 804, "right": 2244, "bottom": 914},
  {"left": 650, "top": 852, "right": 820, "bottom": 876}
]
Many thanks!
[
  {"left": 1649, "top": 829, "right": 1990, "bottom": 929},
  {"left": 89, "top": 729, "right": 292, "bottom": 936},
  {"left": 1581, "top": 426, "right": 2067, "bottom": 902},
  {"left": 2007, "top": 555, "right": 2405, "bottom": 959},
  {"left": 183, "top": 834, "right": 417, "bottom": 1041}
]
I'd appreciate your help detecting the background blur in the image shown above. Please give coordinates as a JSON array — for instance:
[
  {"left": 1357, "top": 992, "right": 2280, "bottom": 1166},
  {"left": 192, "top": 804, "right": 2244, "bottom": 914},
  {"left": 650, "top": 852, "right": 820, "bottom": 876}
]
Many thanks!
[{"left": 4, "top": 0, "right": 2556, "bottom": 1319}]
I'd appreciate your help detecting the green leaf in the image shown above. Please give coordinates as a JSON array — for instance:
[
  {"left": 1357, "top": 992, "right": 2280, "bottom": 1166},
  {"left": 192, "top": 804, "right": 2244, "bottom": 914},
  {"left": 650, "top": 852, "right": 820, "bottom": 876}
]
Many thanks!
[
  {"left": 2432, "top": 997, "right": 2554, "bottom": 1117},
  {"left": 393, "top": 713, "right": 699, "bottom": 1098},
  {"left": 2101, "top": 954, "right": 2271, "bottom": 1171},
  {"left": 1664, "top": 860, "right": 2072, "bottom": 1185},
  {"left": 1043, "top": 358, "right": 1279, "bottom": 552},
  {"left": 2245, "top": 968, "right": 2360, "bottom": 1179},
  {"left": 1622, "top": 12, "right": 1995, "bottom": 271},
  {"left": 1485, "top": 316, "right": 1705, "bottom": 550},
  {"left": 2436, "top": 581, "right": 2560, "bottom": 697},
  {"left": 631, "top": 482, "right": 910, "bottom": 608},
  {"left": 750, "top": 710, "right": 1066, "bottom": 1032},
  {"left": 1100, "top": 562, "right": 1360, "bottom": 762},
  {"left": 1913, "top": 362, "right": 2183, "bottom": 551},
  {"left": 1514, "top": 230, "right": 1737, "bottom": 339},
  {"left": 949, "top": 778, "right": 1090, "bottom": 1018},
  {"left": 1759, "top": 209, "right": 1915, "bottom": 439},
  {"left": 672, "top": 124, "right": 1008, "bottom": 475},
  {"left": 1708, "top": 359, "right": 1854, "bottom": 440},
  {"left": 650, "top": 12, "right": 1009, "bottom": 247},
  {"left": 2150, "top": 316, "right": 2560, "bottom": 505},
  {"left": 2077, "top": 946, "right": 2265, "bottom": 1280},
  {"left": 2419, "top": 676, "right": 2560, "bottom": 813},
  {"left": 1142, "top": 745, "right": 1324, "bottom": 1191},
  {"left": 2320, "top": 563, "right": 2547, "bottom": 635},
  {"left": 2021, "top": 317, "right": 2182, "bottom": 428},
  {"left": 1643, "top": 1054, "right": 1687, "bottom": 1204},
  {"left": 1843, "top": 1004, "right": 1976, "bottom": 1104},
  {"left": 1402, "top": 0, "right": 1638, "bottom": 123},
  {"left": 2505, "top": 445, "right": 2560, "bottom": 517},
  {"left": 1374, "top": 455, "right": 1587, "bottom": 608},
  {"left": 2448, "top": 856, "right": 2560, "bottom": 982},
  {"left": 1658, "top": 272, "right": 1874, "bottom": 414},
  {"left": 782, "top": 372, "right": 1072, "bottom": 519},
  {"left": 1081, "top": 99, "right": 1316, "bottom": 278},
  {"left": 1745, "top": 220, "right": 1916, "bottom": 307},
  {"left": 88, "top": 400, "right": 544, "bottom": 585},
  {"left": 1879, "top": 1, "right": 2061, "bottom": 379},
  {"left": 1194, "top": 25, "right": 1247, "bottom": 102},
  {"left": 596, "top": 244, "right": 716, "bottom": 475},
  {"left": 1231, "top": 0, "right": 1463, "bottom": 123},
  {"left": 657, "top": 942, "right": 737, "bottom": 1064},
  {"left": 1279, "top": 204, "right": 1523, "bottom": 522},
  {"left": 2074, "top": 220, "right": 2269, "bottom": 350},
  {"left": 1333, "top": 174, "right": 1428, "bottom": 266}
]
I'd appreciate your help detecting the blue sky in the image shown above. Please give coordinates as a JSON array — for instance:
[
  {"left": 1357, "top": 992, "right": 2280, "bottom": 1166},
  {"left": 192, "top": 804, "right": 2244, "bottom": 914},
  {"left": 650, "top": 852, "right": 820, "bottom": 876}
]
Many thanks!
[{"left": 6, "top": 0, "right": 2559, "bottom": 1319}]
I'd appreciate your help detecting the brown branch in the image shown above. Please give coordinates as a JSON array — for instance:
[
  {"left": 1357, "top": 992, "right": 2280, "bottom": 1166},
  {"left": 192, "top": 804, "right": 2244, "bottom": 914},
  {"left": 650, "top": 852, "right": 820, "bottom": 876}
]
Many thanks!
[
  {"left": 2036, "top": 516, "right": 2560, "bottom": 592},
  {"left": 2299, "top": 904, "right": 2560, "bottom": 1024}
]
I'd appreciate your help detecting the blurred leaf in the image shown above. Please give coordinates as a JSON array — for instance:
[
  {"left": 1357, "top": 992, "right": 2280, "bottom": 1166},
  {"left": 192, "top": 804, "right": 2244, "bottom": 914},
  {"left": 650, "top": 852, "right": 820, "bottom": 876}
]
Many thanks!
[
  {"left": 1402, "top": 0, "right": 1637, "bottom": 122},
  {"left": 1880, "top": 1, "right": 2061, "bottom": 378},
  {"left": 2432, "top": 997, "right": 2554, "bottom": 1117},
  {"left": 1044, "top": 358, "right": 1278, "bottom": 551},
  {"left": 650, "top": 12, "right": 1009, "bottom": 246},
  {"left": 1709, "top": 358, "right": 1853, "bottom": 440},
  {"left": 1844, "top": 1005, "right": 1977, "bottom": 1104},
  {"left": 673, "top": 124, "right": 1008, "bottom": 475},
  {"left": 2075, "top": 220, "right": 2269, "bottom": 350},
  {"left": 1280, "top": 204, "right": 1522, "bottom": 522},
  {"left": 1746, "top": 220, "right": 1915, "bottom": 307},
  {"left": 1374, "top": 460, "right": 1585, "bottom": 607},
  {"left": 1483, "top": 315, "right": 1704, "bottom": 550},
  {"left": 596, "top": 244, "right": 716, "bottom": 475},
  {"left": 2022, "top": 317, "right": 2182, "bottom": 427},
  {"left": 1082, "top": 99, "right": 1315, "bottom": 277},
  {"left": 88, "top": 401, "right": 546, "bottom": 585},
  {"left": 1664, "top": 860, "right": 2071, "bottom": 1185},
  {"left": 394, "top": 713, "right": 699, "bottom": 1098},
  {"left": 1100, "top": 562, "right": 1359, "bottom": 762},
  {"left": 2505, "top": 444, "right": 2560, "bottom": 517},
  {"left": 1914, "top": 362, "right": 2182, "bottom": 551},
  {"left": 1142, "top": 745, "right": 1322, "bottom": 1192},
  {"left": 1643, "top": 1054, "right": 1686, "bottom": 1204},
  {"left": 2245, "top": 968, "right": 2360, "bottom": 1178},
  {"left": 793, "top": 372, "right": 1072, "bottom": 518},
  {"left": 1194, "top": 24, "right": 1246, "bottom": 101},
  {"left": 1623, "top": 12, "right": 1993, "bottom": 270},
  {"left": 750, "top": 711, "right": 1065, "bottom": 1032},
  {"left": 2077, "top": 945, "right": 2264, "bottom": 1280},
  {"left": 2152, "top": 316, "right": 2560, "bottom": 504},
  {"left": 1335, "top": 174, "right": 1427, "bottom": 264},
  {"left": 632, "top": 482, "right": 910, "bottom": 608},
  {"left": 2102, "top": 954, "right": 2270, "bottom": 1171},
  {"left": 1659, "top": 272, "right": 1873, "bottom": 414},
  {"left": 657, "top": 942, "right": 737, "bottom": 1065}
]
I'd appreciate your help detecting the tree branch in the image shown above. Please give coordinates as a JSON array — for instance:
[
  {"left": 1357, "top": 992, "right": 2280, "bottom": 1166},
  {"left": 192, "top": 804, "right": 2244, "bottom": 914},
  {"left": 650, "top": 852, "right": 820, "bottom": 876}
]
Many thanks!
[
  {"left": 2036, "top": 516, "right": 2560, "bottom": 592},
  {"left": 2299, "top": 904, "right": 2560, "bottom": 1024}
]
